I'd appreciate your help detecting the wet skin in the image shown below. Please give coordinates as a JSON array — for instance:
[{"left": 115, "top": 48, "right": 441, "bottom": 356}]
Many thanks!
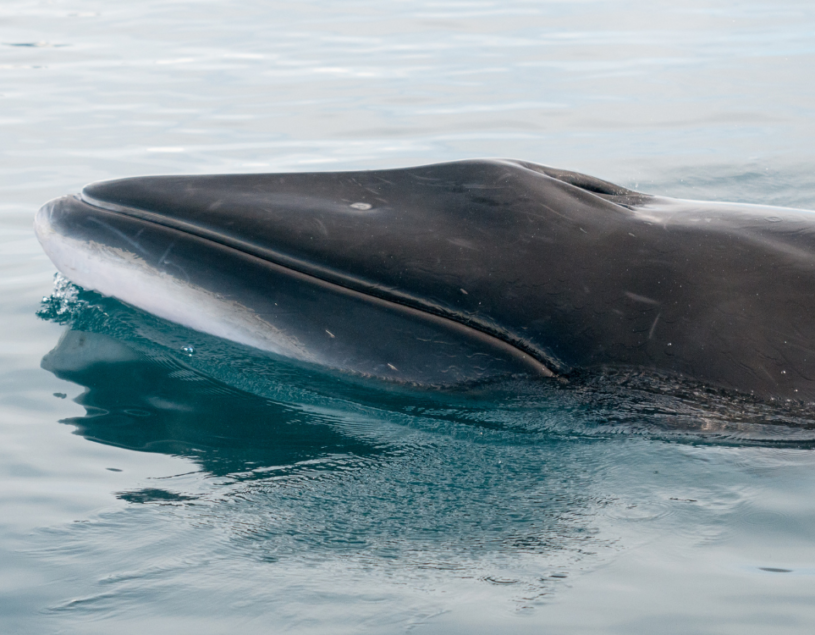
[{"left": 35, "top": 159, "right": 815, "bottom": 400}]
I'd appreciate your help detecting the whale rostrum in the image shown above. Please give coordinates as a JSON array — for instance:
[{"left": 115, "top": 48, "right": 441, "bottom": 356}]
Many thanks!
[{"left": 34, "top": 159, "right": 815, "bottom": 400}]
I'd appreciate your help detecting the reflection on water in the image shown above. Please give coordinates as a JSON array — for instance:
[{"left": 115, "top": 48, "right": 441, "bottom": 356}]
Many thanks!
[
  {"left": 42, "top": 329, "right": 381, "bottom": 480},
  {"left": 29, "top": 277, "right": 815, "bottom": 620},
  {"left": 33, "top": 282, "right": 628, "bottom": 611}
]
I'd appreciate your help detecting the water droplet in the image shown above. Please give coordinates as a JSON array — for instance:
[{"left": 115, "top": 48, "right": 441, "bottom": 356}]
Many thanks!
[{"left": 181, "top": 345, "right": 195, "bottom": 356}]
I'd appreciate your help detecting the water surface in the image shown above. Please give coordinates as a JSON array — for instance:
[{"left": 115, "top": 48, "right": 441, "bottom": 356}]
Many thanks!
[{"left": 2, "top": 1, "right": 815, "bottom": 633}]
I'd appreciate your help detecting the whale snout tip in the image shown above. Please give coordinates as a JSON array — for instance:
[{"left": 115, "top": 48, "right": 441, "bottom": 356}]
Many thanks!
[{"left": 34, "top": 197, "right": 63, "bottom": 244}]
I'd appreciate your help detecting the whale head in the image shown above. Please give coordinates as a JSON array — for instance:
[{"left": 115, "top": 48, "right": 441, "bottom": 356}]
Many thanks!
[{"left": 35, "top": 159, "right": 815, "bottom": 400}]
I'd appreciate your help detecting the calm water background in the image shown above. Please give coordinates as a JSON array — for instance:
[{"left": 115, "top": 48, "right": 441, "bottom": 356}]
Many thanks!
[{"left": 3, "top": 0, "right": 815, "bottom": 632}]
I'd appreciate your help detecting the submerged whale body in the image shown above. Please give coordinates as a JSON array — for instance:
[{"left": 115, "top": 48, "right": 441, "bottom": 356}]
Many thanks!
[{"left": 34, "top": 159, "right": 815, "bottom": 400}]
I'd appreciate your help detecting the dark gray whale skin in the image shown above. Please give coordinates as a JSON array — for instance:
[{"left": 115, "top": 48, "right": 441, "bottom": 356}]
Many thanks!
[{"left": 35, "top": 159, "right": 815, "bottom": 400}]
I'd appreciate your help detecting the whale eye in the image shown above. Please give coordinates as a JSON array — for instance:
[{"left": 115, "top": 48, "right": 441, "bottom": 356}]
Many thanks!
[{"left": 350, "top": 202, "right": 372, "bottom": 211}]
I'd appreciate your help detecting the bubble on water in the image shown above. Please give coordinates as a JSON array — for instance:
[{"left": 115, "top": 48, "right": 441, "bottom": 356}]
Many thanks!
[
  {"left": 181, "top": 345, "right": 195, "bottom": 356},
  {"left": 37, "top": 273, "right": 90, "bottom": 323}
]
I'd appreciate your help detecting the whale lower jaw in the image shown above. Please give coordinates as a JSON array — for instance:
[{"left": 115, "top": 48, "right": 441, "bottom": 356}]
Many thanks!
[
  {"left": 35, "top": 196, "right": 553, "bottom": 386},
  {"left": 36, "top": 215, "right": 311, "bottom": 361}
]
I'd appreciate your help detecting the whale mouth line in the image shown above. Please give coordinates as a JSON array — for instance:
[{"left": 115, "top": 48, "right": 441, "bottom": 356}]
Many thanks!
[{"left": 76, "top": 191, "right": 561, "bottom": 377}]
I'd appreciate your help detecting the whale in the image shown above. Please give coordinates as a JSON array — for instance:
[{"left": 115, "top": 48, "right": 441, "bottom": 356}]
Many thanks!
[{"left": 34, "top": 159, "right": 815, "bottom": 401}]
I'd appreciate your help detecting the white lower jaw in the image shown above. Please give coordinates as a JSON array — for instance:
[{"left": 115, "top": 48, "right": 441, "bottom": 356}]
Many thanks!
[{"left": 34, "top": 215, "right": 314, "bottom": 363}]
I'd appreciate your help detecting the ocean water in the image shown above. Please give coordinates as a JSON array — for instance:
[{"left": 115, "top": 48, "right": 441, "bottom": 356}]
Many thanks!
[{"left": 3, "top": 0, "right": 815, "bottom": 632}]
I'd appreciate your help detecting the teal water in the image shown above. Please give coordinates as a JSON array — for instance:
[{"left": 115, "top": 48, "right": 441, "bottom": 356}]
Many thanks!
[{"left": 3, "top": 1, "right": 815, "bottom": 632}]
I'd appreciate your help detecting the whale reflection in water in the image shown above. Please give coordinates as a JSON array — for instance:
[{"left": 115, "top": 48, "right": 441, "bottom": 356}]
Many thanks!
[
  {"left": 39, "top": 315, "right": 815, "bottom": 613},
  {"left": 40, "top": 323, "right": 624, "bottom": 591},
  {"left": 41, "top": 328, "right": 382, "bottom": 479}
]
